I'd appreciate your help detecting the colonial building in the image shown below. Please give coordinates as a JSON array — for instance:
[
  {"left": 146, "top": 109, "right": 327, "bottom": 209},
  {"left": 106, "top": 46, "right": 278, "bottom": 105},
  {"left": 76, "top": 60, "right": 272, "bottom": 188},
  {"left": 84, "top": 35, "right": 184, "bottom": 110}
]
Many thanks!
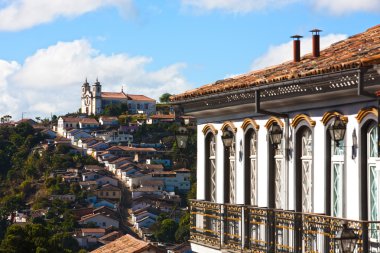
[
  {"left": 81, "top": 79, "right": 156, "bottom": 115},
  {"left": 172, "top": 25, "right": 380, "bottom": 252}
]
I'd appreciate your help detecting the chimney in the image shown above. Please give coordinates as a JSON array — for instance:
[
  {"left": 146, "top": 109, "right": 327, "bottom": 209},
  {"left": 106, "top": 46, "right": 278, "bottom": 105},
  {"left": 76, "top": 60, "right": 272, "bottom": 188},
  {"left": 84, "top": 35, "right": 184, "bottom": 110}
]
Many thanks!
[
  {"left": 291, "top": 35, "right": 303, "bottom": 62},
  {"left": 310, "top": 29, "right": 322, "bottom": 57}
]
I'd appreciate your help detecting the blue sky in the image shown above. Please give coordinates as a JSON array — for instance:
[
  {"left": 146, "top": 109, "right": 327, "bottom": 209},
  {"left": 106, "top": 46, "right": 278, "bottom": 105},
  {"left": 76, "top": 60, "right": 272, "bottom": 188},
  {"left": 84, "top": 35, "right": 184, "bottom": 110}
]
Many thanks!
[{"left": 0, "top": 0, "right": 379, "bottom": 119}]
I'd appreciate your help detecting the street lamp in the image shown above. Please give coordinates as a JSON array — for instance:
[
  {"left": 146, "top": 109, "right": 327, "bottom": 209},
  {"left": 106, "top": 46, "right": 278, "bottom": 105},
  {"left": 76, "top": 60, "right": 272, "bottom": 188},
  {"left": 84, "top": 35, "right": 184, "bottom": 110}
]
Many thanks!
[
  {"left": 334, "top": 223, "right": 358, "bottom": 253},
  {"left": 268, "top": 122, "right": 283, "bottom": 149},
  {"left": 329, "top": 116, "right": 346, "bottom": 146},
  {"left": 175, "top": 126, "right": 189, "bottom": 149},
  {"left": 222, "top": 130, "right": 234, "bottom": 147}
]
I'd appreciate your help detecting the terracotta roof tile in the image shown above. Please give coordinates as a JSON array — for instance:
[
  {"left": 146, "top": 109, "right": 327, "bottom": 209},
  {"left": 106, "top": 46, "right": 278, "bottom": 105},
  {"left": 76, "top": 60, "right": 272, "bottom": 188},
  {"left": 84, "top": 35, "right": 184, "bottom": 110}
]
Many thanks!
[
  {"left": 149, "top": 114, "right": 175, "bottom": 119},
  {"left": 101, "top": 92, "right": 128, "bottom": 99},
  {"left": 171, "top": 24, "right": 380, "bottom": 102},
  {"left": 127, "top": 94, "right": 155, "bottom": 102},
  {"left": 91, "top": 234, "right": 154, "bottom": 253}
]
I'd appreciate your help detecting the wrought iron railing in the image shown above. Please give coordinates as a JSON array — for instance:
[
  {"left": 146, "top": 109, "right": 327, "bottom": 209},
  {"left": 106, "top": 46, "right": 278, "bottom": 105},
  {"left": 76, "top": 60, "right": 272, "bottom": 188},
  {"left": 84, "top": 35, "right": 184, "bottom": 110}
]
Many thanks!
[{"left": 189, "top": 200, "right": 380, "bottom": 253}]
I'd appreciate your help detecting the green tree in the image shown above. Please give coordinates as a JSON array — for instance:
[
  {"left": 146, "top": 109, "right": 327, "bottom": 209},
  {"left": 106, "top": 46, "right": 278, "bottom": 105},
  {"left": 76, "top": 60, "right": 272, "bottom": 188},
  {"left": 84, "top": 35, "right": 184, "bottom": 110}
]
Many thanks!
[
  {"left": 159, "top": 93, "right": 173, "bottom": 103},
  {"left": 154, "top": 218, "right": 178, "bottom": 243},
  {"left": 175, "top": 212, "right": 190, "bottom": 242}
]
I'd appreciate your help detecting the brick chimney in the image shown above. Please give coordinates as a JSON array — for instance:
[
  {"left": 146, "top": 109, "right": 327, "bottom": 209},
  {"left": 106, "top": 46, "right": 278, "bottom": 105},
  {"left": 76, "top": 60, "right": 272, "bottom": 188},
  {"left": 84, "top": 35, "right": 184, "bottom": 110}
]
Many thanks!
[
  {"left": 310, "top": 29, "right": 322, "bottom": 57},
  {"left": 291, "top": 35, "right": 303, "bottom": 62}
]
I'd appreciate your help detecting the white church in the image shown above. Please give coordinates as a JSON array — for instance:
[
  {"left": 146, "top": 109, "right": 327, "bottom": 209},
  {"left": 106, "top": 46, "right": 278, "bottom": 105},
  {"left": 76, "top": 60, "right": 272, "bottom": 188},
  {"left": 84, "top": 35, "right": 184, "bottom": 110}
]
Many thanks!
[
  {"left": 172, "top": 25, "right": 380, "bottom": 252},
  {"left": 81, "top": 79, "right": 156, "bottom": 116}
]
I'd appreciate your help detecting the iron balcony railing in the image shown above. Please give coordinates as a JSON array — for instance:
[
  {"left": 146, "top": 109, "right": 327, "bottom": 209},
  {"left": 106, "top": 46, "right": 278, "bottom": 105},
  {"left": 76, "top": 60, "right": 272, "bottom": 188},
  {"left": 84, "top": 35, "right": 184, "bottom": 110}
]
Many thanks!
[{"left": 189, "top": 199, "right": 380, "bottom": 253}]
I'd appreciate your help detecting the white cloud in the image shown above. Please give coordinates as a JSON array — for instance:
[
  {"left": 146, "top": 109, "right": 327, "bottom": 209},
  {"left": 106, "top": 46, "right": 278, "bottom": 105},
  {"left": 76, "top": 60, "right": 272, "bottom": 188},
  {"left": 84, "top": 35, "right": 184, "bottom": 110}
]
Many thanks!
[
  {"left": 0, "top": 0, "right": 134, "bottom": 31},
  {"left": 181, "top": 0, "right": 298, "bottom": 13},
  {"left": 0, "top": 39, "right": 191, "bottom": 119},
  {"left": 313, "top": 0, "right": 380, "bottom": 15},
  {"left": 251, "top": 33, "right": 347, "bottom": 70},
  {"left": 181, "top": 0, "right": 380, "bottom": 14}
]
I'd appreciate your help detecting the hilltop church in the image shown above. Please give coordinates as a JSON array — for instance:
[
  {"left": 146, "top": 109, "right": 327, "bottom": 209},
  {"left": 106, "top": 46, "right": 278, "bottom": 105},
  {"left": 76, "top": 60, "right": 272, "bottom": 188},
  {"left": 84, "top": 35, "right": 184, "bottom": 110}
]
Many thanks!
[{"left": 81, "top": 79, "right": 156, "bottom": 116}]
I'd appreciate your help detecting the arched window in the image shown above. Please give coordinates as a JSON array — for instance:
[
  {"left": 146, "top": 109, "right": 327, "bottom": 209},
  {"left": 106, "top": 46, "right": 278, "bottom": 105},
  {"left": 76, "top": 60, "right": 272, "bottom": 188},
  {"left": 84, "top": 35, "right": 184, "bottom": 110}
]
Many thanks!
[
  {"left": 245, "top": 128, "right": 257, "bottom": 205},
  {"left": 222, "top": 123, "right": 236, "bottom": 204},
  {"left": 298, "top": 126, "right": 313, "bottom": 212},
  {"left": 205, "top": 132, "right": 217, "bottom": 202},
  {"left": 323, "top": 112, "right": 347, "bottom": 217},
  {"left": 368, "top": 122, "right": 378, "bottom": 222},
  {"left": 266, "top": 117, "right": 285, "bottom": 209}
]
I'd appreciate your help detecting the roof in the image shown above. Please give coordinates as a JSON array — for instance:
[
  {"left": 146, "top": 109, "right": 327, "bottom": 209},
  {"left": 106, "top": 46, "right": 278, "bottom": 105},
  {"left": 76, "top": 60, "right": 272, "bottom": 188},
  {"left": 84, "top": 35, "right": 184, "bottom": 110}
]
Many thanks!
[
  {"left": 99, "top": 116, "right": 118, "bottom": 121},
  {"left": 81, "top": 228, "right": 106, "bottom": 233},
  {"left": 101, "top": 92, "right": 128, "bottom": 99},
  {"left": 60, "top": 116, "right": 80, "bottom": 123},
  {"left": 107, "top": 146, "right": 156, "bottom": 152},
  {"left": 91, "top": 234, "right": 154, "bottom": 253},
  {"left": 138, "top": 163, "right": 164, "bottom": 170},
  {"left": 174, "top": 168, "right": 191, "bottom": 173},
  {"left": 80, "top": 213, "right": 118, "bottom": 222},
  {"left": 98, "top": 231, "right": 123, "bottom": 244},
  {"left": 171, "top": 24, "right": 380, "bottom": 102},
  {"left": 141, "top": 180, "right": 164, "bottom": 186},
  {"left": 149, "top": 114, "right": 175, "bottom": 120},
  {"left": 127, "top": 94, "right": 155, "bottom": 102},
  {"left": 99, "top": 184, "right": 121, "bottom": 191},
  {"left": 80, "top": 118, "right": 99, "bottom": 124}
]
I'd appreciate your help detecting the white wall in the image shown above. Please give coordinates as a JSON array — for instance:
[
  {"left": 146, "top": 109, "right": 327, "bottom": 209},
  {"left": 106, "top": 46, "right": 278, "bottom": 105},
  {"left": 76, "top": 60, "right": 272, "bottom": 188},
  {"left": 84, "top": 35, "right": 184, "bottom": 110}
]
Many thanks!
[{"left": 195, "top": 101, "right": 377, "bottom": 220}]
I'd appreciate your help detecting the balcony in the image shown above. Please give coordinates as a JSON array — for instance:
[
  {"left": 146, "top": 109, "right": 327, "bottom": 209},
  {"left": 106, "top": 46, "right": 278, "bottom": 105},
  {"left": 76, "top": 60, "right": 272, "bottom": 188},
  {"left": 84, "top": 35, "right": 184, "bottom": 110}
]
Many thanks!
[{"left": 189, "top": 200, "right": 380, "bottom": 253}]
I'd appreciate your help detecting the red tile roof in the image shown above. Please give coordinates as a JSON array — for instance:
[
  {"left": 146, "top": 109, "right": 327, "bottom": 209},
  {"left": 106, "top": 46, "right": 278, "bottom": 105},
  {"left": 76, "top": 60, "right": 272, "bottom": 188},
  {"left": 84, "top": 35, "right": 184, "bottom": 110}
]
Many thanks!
[
  {"left": 149, "top": 114, "right": 175, "bottom": 119},
  {"left": 91, "top": 234, "right": 155, "bottom": 253},
  {"left": 171, "top": 24, "right": 380, "bottom": 102},
  {"left": 60, "top": 117, "right": 80, "bottom": 123},
  {"left": 81, "top": 228, "right": 106, "bottom": 233},
  {"left": 127, "top": 94, "right": 155, "bottom": 102},
  {"left": 101, "top": 92, "right": 128, "bottom": 99},
  {"left": 80, "top": 118, "right": 99, "bottom": 124}
]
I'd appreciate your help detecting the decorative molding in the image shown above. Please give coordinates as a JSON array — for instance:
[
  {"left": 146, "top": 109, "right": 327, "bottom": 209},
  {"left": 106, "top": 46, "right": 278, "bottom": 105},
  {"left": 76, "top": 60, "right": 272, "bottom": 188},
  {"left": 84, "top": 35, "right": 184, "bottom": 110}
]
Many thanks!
[
  {"left": 290, "top": 114, "right": 316, "bottom": 128},
  {"left": 221, "top": 121, "right": 237, "bottom": 133},
  {"left": 356, "top": 107, "right": 378, "bottom": 123},
  {"left": 241, "top": 118, "right": 260, "bottom": 131},
  {"left": 202, "top": 124, "right": 218, "bottom": 135},
  {"left": 264, "top": 117, "right": 284, "bottom": 129},
  {"left": 321, "top": 111, "right": 348, "bottom": 126}
]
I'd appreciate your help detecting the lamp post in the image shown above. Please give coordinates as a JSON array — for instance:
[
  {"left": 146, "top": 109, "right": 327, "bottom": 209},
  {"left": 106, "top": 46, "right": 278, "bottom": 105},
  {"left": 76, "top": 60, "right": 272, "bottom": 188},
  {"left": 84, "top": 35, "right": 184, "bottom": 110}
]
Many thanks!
[
  {"left": 268, "top": 122, "right": 283, "bottom": 149},
  {"left": 222, "top": 130, "right": 234, "bottom": 148},
  {"left": 175, "top": 126, "right": 189, "bottom": 149},
  {"left": 334, "top": 223, "right": 359, "bottom": 253},
  {"left": 329, "top": 116, "right": 347, "bottom": 146},
  {"left": 175, "top": 126, "right": 189, "bottom": 168}
]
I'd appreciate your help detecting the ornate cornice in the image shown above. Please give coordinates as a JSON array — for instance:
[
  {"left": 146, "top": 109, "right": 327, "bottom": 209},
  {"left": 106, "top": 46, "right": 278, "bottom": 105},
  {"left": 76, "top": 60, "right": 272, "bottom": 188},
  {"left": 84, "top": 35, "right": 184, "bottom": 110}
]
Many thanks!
[
  {"left": 241, "top": 118, "right": 260, "bottom": 131},
  {"left": 221, "top": 121, "right": 237, "bottom": 133},
  {"left": 321, "top": 111, "right": 348, "bottom": 126},
  {"left": 264, "top": 117, "right": 284, "bottom": 129},
  {"left": 202, "top": 124, "right": 218, "bottom": 135},
  {"left": 290, "top": 114, "right": 316, "bottom": 128},
  {"left": 356, "top": 107, "right": 378, "bottom": 123}
]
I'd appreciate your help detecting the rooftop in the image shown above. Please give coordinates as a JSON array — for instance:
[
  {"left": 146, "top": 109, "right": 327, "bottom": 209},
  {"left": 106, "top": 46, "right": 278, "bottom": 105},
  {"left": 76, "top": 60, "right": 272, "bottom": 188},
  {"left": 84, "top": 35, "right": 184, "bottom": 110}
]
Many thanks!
[
  {"left": 101, "top": 92, "right": 128, "bottom": 99},
  {"left": 171, "top": 24, "right": 380, "bottom": 102},
  {"left": 91, "top": 234, "right": 154, "bottom": 253}
]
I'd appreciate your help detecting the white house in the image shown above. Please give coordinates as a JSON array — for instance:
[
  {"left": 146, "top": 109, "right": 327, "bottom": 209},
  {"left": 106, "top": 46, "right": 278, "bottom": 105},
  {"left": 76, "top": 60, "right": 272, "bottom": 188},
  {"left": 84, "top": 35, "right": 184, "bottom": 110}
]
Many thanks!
[
  {"left": 95, "top": 130, "right": 133, "bottom": 144},
  {"left": 171, "top": 25, "right": 380, "bottom": 253},
  {"left": 79, "top": 213, "right": 119, "bottom": 229},
  {"left": 57, "top": 116, "right": 99, "bottom": 135}
]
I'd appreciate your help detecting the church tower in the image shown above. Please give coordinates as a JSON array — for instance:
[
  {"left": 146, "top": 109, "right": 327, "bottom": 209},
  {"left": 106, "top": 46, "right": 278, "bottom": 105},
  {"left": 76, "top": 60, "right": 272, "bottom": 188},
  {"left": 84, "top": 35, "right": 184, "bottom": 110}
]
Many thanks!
[
  {"left": 92, "top": 78, "right": 102, "bottom": 115},
  {"left": 81, "top": 78, "right": 91, "bottom": 115}
]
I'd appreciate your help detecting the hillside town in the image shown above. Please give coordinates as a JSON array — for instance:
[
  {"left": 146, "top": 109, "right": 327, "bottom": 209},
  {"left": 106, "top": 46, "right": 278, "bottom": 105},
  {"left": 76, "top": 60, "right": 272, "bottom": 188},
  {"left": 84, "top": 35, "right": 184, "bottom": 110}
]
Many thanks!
[{"left": 0, "top": 85, "right": 195, "bottom": 253}]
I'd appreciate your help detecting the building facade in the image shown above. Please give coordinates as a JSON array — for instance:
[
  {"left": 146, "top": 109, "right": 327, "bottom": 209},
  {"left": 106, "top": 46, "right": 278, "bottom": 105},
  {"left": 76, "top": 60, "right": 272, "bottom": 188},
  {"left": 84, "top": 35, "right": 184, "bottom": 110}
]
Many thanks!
[
  {"left": 172, "top": 25, "right": 380, "bottom": 253},
  {"left": 81, "top": 79, "right": 156, "bottom": 115}
]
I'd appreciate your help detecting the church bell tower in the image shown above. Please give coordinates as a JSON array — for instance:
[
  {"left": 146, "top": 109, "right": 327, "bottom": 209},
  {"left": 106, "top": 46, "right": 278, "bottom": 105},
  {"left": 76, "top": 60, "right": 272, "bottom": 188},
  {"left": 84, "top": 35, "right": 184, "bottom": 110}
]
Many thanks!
[{"left": 92, "top": 78, "right": 102, "bottom": 115}]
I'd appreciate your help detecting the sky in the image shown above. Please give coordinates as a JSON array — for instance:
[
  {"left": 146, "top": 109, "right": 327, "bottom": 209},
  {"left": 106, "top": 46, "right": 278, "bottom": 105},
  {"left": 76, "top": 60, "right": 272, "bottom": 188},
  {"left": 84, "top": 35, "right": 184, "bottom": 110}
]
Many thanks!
[{"left": 0, "top": 0, "right": 379, "bottom": 120}]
